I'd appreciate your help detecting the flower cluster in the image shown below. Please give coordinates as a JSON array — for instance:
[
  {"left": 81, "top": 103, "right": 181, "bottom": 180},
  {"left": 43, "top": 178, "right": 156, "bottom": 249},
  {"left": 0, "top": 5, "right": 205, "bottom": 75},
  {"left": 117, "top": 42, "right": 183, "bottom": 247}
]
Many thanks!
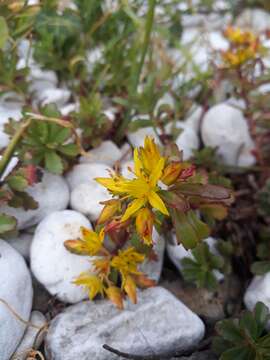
[
  {"left": 222, "top": 26, "right": 263, "bottom": 67},
  {"left": 65, "top": 137, "right": 233, "bottom": 308}
]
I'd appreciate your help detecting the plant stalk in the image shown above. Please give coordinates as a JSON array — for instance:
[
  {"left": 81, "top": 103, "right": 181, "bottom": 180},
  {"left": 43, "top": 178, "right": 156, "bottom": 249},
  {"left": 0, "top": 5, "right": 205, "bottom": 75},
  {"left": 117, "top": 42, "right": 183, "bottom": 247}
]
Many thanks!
[{"left": 0, "top": 118, "right": 31, "bottom": 178}]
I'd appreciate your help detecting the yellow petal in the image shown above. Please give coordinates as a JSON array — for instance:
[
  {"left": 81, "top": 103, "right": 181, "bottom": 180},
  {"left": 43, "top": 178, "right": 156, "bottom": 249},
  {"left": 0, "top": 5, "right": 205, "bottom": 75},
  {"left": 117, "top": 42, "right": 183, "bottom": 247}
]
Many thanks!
[
  {"left": 149, "top": 157, "right": 165, "bottom": 187},
  {"left": 123, "top": 275, "right": 137, "bottom": 304},
  {"left": 148, "top": 190, "right": 169, "bottom": 216},
  {"left": 106, "top": 286, "right": 124, "bottom": 309},
  {"left": 134, "top": 148, "right": 143, "bottom": 177},
  {"left": 121, "top": 198, "right": 145, "bottom": 222}
]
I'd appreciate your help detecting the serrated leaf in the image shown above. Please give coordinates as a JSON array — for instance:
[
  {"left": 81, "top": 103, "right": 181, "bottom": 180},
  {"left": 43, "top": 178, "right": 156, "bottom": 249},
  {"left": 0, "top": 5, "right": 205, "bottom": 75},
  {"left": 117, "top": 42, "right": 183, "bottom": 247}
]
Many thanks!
[
  {"left": 170, "top": 209, "right": 198, "bottom": 249},
  {"left": 187, "top": 210, "right": 210, "bottom": 240},
  {"left": 0, "top": 17, "right": 9, "bottom": 49},
  {"left": 0, "top": 213, "right": 17, "bottom": 234},
  {"left": 58, "top": 143, "right": 79, "bottom": 157},
  {"left": 45, "top": 151, "right": 63, "bottom": 174}
]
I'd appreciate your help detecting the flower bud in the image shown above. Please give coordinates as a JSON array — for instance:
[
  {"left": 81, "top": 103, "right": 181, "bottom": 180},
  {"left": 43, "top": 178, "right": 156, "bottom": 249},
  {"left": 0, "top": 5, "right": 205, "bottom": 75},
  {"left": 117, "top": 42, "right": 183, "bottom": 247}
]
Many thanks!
[{"left": 136, "top": 208, "right": 154, "bottom": 245}]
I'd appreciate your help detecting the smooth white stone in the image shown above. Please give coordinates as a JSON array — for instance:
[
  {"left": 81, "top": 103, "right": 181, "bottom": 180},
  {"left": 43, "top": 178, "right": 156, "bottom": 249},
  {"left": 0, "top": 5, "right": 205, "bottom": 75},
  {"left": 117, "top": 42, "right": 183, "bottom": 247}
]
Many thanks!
[
  {"left": 236, "top": 8, "right": 270, "bottom": 33},
  {"left": 70, "top": 183, "right": 110, "bottom": 221},
  {"left": 0, "top": 240, "right": 33, "bottom": 360},
  {"left": 185, "top": 106, "right": 203, "bottom": 134},
  {"left": 66, "top": 163, "right": 112, "bottom": 191},
  {"left": 79, "top": 141, "right": 122, "bottom": 167},
  {"left": 128, "top": 126, "right": 160, "bottom": 148},
  {"left": 167, "top": 236, "right": 224, "bottom": 282},
  {"left": 12, "top": 311, "right": 47, "bottom": 360},
  {"left": 38, "top": 88, "right": 71, "bottom": 108},
  {"left": 175, "top": 123, "right": 199, "bottom": 160},
  {"left": 244, "top": 273, "right": 270, "bottom": 327},
  {"left": 0, "top": 171, "right": 69, "bottom": 230},
  {"left": 0, "top": 156, "right": 19, "bottom": 181},
  {"left": 31, "top": 210, "right": 95, "bottom": 303},
  {"left": 60, "top": 102, "right": 79, "bottom": 116},
  {"left": 140, "top": 231, "right": 165, "bottom": 282},
  {"left": 201, "top": 103, "right": 256, "bottom": 166},
  {"left": 45, "top": 287, "right": 205, "bottom": 360}
]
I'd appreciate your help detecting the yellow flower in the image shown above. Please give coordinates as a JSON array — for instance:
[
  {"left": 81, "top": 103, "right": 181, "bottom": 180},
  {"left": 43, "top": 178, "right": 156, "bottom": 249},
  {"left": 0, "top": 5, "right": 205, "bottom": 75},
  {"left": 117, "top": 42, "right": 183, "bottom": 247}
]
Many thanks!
[
  {"left": 222, "top": 27, "right": 262, "bottom": 67},
  {"left": 111, "top": 247, "right": 145, "bottom": 281},
  {"left": 136, "top": 208, "right": 154, "bottom": 245},
  {"left": 73, "top": 273, "right": 104, "bottom": 300},
  {"left": 64, "top": 227, "right": 105, "bottom": 256},
  {"left": 139, "top": 136, "right": 163, "bottom": 174},
  {"left": 96, "top": 137, "right": 169, "bottom": 222},
  {"left": 224, "top": 26, "right": 256, "bottom": 45}
]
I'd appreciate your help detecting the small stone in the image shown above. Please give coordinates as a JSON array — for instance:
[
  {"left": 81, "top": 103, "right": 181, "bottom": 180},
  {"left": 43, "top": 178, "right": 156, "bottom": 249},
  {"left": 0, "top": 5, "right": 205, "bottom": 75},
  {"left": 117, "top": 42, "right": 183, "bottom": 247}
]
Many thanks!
[
  {"left": 70, "top": 182, "right": 110, "bottom": 221},
  {"left": 45, "top": 287, "right": 205, "bottom": 360},
  {"left": 244, "top": 273, "right": 270, "bottom": 324},
  {"left": 66, "top": 163, "right": 112, "bottom": 221},
  {"left": 0, "top": 93, "right": 24, "bottom": 148},
  {"left": 0, "top": 171, "right": 70, "bottom": 230},
  {"left": 38, "top": 88, "right": 71, "bottom": 108},
  {"left": 66, "top": 163, "right": 111, "bottom": 191},
  {"left": 0, "top": 240, "right": 33, "bottom": 360},
  {"left": 175, "top": 123, "right": 199, "bottom": 160},
  {"left": 201, "top": 103, "right": 256, "bottom": 166},
  {"left": 185, "top": 106, "right": 203, "bottom": 134},
  {"left": 11, "top": 311, "right": 47, "bottom": 360},
  {"left": 140, "top": 231, "right": 165, "bottom": 283},
  {"left": 79, "top": 141, "right": 122, "bottom": 167},
  {"left": 30, "top": 210, "right": 95, "bottom": 303},
  {"left": 236, "top": 8, "right": 270, "bottom": 33},
  {"left": 127, "top": 115, "right": 160, "bottom": 148},
  {"left": 167, "top": 236, "right": 224, "bottom": 282},
  {"left": 8, "top": 232, "right": 33, "bottom": 261}
]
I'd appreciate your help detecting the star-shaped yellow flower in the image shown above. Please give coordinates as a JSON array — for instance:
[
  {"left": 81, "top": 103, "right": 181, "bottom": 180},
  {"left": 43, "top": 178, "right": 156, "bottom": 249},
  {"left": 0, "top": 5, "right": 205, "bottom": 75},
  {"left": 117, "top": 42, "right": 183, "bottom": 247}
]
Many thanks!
[{"left": 96, "top": 137, "right": 169, "bottom": 222}]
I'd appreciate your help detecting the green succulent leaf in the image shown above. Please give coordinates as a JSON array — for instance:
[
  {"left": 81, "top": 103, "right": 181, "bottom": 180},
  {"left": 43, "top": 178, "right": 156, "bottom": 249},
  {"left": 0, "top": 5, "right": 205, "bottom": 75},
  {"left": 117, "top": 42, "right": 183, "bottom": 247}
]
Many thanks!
[
  {"left": 45, "top": 151, "right": 63, "bottom": 174},
  {"left": 0, "top": 213, "right": 17, "bottom": 234}
]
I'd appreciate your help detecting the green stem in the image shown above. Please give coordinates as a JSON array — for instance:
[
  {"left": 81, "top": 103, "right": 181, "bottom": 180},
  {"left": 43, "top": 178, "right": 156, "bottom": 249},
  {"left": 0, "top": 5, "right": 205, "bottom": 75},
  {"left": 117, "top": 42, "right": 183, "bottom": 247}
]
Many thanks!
[
  {"left": 0, "top": 118, "right": 31, "bottom": 178},
  {"left": 132, "top": 0, "right": 156, "bottom": 92},
  {"left": 115, "top": 0, "right": 156, "bottom": 142}
]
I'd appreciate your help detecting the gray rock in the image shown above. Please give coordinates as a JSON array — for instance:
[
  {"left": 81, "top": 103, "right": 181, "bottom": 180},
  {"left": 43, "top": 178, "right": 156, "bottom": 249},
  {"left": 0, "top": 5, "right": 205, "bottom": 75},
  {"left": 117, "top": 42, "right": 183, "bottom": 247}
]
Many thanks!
[
  {"left": 45, "top": 287, "right": 205, "bottom": 360},
  {"left": 11, "top": 311, "right": 47, "bottom": 360},
  {"left": 31, "top": 210, "right": 96, "bottom": 303},
  {"left": 0, "top": 240, "right": 33, "bottom": 360},
  {"left": 0, "top": 171, "right": 69, "bottom": 230}
]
